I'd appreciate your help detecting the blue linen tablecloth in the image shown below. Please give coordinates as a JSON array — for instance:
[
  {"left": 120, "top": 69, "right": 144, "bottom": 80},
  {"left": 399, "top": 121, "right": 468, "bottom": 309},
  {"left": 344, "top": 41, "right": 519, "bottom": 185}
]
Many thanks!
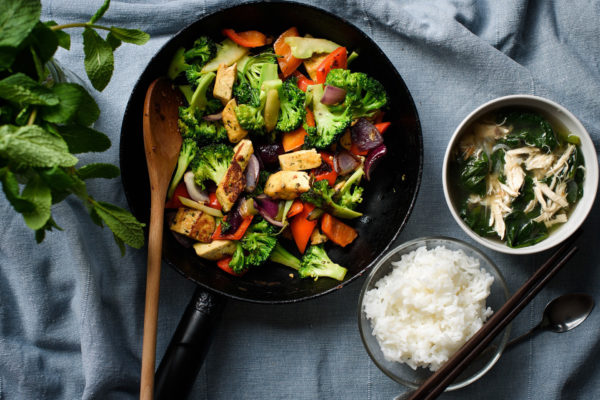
[{"left": 1, "top": 0, "right": 599, "bottom": 399}]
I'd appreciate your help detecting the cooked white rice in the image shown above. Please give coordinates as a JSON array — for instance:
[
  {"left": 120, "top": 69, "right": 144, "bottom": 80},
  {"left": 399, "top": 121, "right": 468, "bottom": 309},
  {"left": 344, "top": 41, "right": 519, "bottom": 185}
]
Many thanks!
[{"left": 363, "top": 246, "right": 494, "bottom": 371}]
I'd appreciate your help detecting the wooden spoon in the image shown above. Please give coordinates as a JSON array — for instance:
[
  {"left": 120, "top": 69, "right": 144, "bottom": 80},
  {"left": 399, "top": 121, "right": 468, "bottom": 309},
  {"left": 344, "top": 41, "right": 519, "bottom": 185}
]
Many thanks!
[{"left": 140, "top": 77, "right": 183, "bottom": 400}]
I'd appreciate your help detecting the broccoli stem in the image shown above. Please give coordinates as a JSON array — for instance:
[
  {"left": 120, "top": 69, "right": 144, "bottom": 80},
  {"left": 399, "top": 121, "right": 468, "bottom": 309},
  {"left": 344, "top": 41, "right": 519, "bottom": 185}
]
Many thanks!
[
  {"left": 190, "top": 72, "right": 216, "bottom": 111},
  {"left": 269, "top": 243, "right": 301, "bottom": 270}
]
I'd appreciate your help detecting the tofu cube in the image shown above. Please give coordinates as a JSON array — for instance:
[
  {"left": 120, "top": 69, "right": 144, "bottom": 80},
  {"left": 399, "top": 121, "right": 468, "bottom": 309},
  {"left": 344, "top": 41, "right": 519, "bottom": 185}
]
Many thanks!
[
  {"left": 222, "top": 98, "right": 248, "bottom": 143},
  {"left": 213, "top": 63, "right": 237, "bottom": 104},
  {"left": 279, "top": 149, "right": 322, "bottom": 171},
  {"left": 216, "top": 139, "right": 254, "bottom": 212},
  {"left": 170, "top": 208, "right": 216, "bottom": 242},
  {"left": 264, "top": 171, "right": 311, "bottom": 200},
  {"left": 193, "top": 240, "right": 237, "bottom": 261}
]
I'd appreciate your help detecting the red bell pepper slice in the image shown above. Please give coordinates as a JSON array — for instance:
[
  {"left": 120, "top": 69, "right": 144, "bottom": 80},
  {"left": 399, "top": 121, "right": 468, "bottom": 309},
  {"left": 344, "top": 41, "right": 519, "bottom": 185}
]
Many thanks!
[
  {"left": 165, "top": 183, "right": 190, "bottom": 209},
  {"left": 315, "top": 47, "right": 347, "bottom": 84},
  {"left": 292, "top": 70, "right": 315, "bottom": 92},
  {"left": 208, "top": 192, "right": 221, "bottom": 210},
  {"left": 290, "top": 203, "right": 318, "bottom": 254},
  {"left": 216, "top": 256, "right": 246, "bottom": 276},
  {"left": 222, "top": 29, "right": 268, "bottom": 48},
  {"left": 314, "top": 152, "right": 338, "bottom": 186},
  {"left": 274, "top": 27, "right": 303, "bottom": 78},
  {"left": 212, "top": 215, "right": 254, "bottom": 241}
]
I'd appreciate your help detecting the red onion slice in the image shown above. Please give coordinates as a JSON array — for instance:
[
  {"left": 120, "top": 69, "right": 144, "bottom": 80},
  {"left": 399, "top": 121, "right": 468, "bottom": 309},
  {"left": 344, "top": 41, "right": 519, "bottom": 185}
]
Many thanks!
[
  {"left": 256, "top": 143, "right": 284, "bottom": 167},
  {"left": 320, "top": 85, "right": 347, "bottom": 105},
  {"left": 253, "top": 197, "right": 284, "bottom": 227},
  {"left": 222, "top": 201, "right": 243, "bottom": 235},
  {"left": 244, "top": 155, "right": 260, "bottom": 192},
  {"left": 334, "top": 150, "right": 360, "bottom": 175},
  {"left": 364, "top": 144, "right": 387, "bottom": 181},
  {"left": 351, "top": 118, "right": 383, "bottom": 152},
  {"left": 202, "top": 112, "right": 222, "bottom": 121}
]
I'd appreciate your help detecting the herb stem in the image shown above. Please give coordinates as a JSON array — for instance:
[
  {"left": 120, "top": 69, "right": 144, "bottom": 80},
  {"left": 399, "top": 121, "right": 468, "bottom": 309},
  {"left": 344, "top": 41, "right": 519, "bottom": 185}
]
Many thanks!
[
  {"left": 27, "top": 109, "right": 38, "bottom": 126},
  {"left": 50, "top": 22, "right": 111, "bottom": 32}
]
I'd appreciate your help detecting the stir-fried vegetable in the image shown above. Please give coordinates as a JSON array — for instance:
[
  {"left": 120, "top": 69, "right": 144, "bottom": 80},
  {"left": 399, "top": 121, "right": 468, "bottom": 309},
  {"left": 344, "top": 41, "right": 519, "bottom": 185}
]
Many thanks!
[{"left": 165, "top": 26, "right": 390, "bottom": 279}]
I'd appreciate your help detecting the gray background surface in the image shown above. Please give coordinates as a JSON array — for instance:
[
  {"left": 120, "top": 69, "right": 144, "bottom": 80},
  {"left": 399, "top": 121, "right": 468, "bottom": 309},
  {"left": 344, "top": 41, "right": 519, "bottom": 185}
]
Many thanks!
[{"left": 1, "top": 0, "right": 599, "bottom": 399}]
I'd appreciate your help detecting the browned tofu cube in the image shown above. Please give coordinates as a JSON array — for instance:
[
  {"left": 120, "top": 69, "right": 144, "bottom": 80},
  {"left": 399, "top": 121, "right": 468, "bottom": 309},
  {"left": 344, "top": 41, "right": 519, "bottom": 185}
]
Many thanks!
[
  {"left": 213, "top": 63, "right": 237, "bottom": 104},
  {"left": 264, "top": 171, "right": 311, "bottom": 200},
  {"left": 170, "top": 208, "right": 216, "bottom": 242},
  {"left": 222, "top": 98, "right": 248, "bottom": 143},
  {"left": 216, "top": 139, "right": 254, "bottom": 212},
  {"left": 279, "top": 149, "right": 322, "bottom": 171}
]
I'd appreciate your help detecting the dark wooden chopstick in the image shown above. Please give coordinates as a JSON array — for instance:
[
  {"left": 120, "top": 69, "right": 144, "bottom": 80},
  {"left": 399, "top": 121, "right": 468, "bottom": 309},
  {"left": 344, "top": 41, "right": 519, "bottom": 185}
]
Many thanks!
[{"left": 407, "top": 229, "right": 582, "bottom": 400}]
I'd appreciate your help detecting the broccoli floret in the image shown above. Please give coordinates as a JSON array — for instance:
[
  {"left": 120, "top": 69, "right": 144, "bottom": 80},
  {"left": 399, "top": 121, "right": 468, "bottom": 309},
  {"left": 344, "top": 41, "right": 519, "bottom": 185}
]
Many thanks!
[
  {"left": 305, "top": 84, "right": 352, "bottom": 149},
  {"left": 229, "top": 241, "right": 246, "bottom": 273},
  {"left": 191, "top": 144, "right": 234, "bottom": 189},
  {"left": 269, "top": 243, "right": 301, "bottom": 270},
  {"left": 325, "top": 69, "right": 387, "bottom": 118},
  {"left": 184, "top": 36, "right": 217, "bottom": 67},
  {"left": 167, "top": 138, "right": 198, "bottom": 199},
  {"left": 241, "top": 220, "right": 277, "bottom": 266},
  {"left": 187, "top": 71, "right": 216, "bottom": 112},
  {"left": 300, "top": 245, "right": 347, "bottom": 281},
  {"left": 167, "top": 47, "right": 190, "bottom": 80},
  {"left": 178, "top": 106, "right": 227, "bottom": 144},
  {"left": 276, "top": 78, "right": 306, "bottom": 132},
  {"left": 229, "top": 220, "right": 278, "bottom": 273},
  {"left": 301, "top": 180, "right": 362, "bottom": 219},
  {"left": 242, "top": 52, "right": 278, "bottom": 89},
  {"left": 337, "top": 167, "right": 364, "bottom": 210},
  {"left": 235, "top": 88, "right": 268, "bottom": 133},
  {"left": 233, "top": 77, "right": 260, "bottom": 107}
]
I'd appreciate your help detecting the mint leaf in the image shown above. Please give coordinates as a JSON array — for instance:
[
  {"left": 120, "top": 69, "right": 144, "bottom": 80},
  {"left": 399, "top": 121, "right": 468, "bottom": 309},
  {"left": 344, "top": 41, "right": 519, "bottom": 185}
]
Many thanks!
[
  {"left": 57, "top": 124, "right": 111, "bottom": 153},
  {"left": 106, "top": 32, "right": 121, "bottom": 51},
  {"left": 82, "top": 27, "right": 114, "bottom": 91},
  {"left": 92, "top": 200, "right": 145, "bottom": 249},
  {"left": 44, "top": 21, "right": 71, "bottom": 50},
  {"left": 0, "top": 46, "right": 18, "bottom": 70},
  {"left": 0, "top": 167, "right": 35, "bottom": 213},
  {"left": 39, "top": 83, "right": 83, "bottom": 124},
  {"left": 27, "top": 22, "right": 58, "bottom": 64},
  {"left": 109, "top": 27, "right": 149, "bottom": 45},
  {"left": 39, "top": 166, "right": 87, "bottom": 202},
  {"left": 0, "top": 0, "right": 41, "bottom": 48},
  {"left": 78, "top": 163, "right": 120, "bottom": 180},
  {"left": 0, "top": 124, "right": 78, "bottom": 167},
  {"left": 34, "top": 217, "right": 62, "bottom": 244},
  {"left": 0, "top": 73, "right": 59, "bottom": 105},
  {"left": 40, "top": 83, "right": 99, "bottom": 126},
  {"left": 21, "top": 174, "right": 51, "bottom": 230},
  {"left": 113, "top": 233, "right": 126, "bottom": 256},
  {"left": 89, "top": 0, "right": 110, "bottom": 24}
]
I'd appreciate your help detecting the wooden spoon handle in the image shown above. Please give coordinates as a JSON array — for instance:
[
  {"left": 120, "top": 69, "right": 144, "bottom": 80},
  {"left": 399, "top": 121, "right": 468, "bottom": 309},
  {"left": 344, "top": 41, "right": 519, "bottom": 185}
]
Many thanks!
[{"left": 140, "top": 190, "right": 166, "bottom": 399}]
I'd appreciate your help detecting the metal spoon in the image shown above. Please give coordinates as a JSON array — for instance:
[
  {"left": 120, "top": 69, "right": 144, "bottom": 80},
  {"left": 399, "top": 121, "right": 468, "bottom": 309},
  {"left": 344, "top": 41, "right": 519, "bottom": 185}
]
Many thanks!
[
  {"left": 507, "top": 293, "right": 594, "bottom": 348},
  {"left": 393, "top": 293, "right": 594, "bottom": 400}
]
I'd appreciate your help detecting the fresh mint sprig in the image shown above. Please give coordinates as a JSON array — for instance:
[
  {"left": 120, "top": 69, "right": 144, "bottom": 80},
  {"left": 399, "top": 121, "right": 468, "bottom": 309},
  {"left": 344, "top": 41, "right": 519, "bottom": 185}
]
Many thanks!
[{"left": 0, "top": 0, "right": 148, "bottom": 254}]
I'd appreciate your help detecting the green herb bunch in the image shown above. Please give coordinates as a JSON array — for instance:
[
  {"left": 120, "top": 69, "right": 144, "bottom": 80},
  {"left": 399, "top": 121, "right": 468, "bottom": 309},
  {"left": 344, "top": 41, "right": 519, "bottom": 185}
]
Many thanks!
[{"left": 0, "top": 0, "right": 149, "bottom": 253}]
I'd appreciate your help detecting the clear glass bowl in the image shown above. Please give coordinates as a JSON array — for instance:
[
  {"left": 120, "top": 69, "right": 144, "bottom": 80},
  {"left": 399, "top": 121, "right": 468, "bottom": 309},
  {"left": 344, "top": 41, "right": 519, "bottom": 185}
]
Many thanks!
[{"left": 358, "top": 237, "right": 511, "bottom": 391}]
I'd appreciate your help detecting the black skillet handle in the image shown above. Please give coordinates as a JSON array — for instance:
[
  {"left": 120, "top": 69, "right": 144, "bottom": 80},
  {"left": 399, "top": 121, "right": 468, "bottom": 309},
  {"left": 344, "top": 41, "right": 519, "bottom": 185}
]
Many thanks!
[{"left": 154, "top": 287, "right": 226, "bottom": 400}]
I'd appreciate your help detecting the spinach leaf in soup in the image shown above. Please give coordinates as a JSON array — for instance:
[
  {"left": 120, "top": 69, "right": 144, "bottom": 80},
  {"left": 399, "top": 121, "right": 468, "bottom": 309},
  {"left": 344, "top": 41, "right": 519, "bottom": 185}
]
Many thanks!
[
  {"left": 490, "top": 148, "right": 506, "bottom": 183},
  {"left": 505, "top": 210, "right": 548, "bottom": 248},
  {"left": 511, "top": 175, "right": 535, "bottom": 212},
  {"left": 498, "top": 112, "right": 558, "bottom": 153},
  {"left": 565, "top": 146, "right": 585, "bottom": 203},
  {"left": 460, "top": 202, "right": 496, "bottom": 237},
  {"left": 459, "top": 151, "right": 489, "bottom": 196}
]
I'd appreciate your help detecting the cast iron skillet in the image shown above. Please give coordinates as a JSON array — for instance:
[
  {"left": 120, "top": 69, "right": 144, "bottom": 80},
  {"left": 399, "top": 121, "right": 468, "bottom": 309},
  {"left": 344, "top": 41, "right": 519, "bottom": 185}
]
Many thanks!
[{"left": 120, "top": 1, "right": 423, "bottom": 398}]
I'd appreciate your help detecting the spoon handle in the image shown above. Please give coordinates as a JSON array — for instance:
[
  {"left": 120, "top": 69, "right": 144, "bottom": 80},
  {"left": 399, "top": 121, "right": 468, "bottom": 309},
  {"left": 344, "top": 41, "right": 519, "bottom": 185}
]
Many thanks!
[
  {"left": 506, "top": 323, "right": 544, "bottom": 348},
  {"left": 140, "top": 189, "right": 167, "bottom": 399}
]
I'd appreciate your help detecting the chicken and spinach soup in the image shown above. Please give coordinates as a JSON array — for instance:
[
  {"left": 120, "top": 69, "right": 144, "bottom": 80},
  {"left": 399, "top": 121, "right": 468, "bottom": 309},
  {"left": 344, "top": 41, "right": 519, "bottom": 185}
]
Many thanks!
[{"left": 454, "top": 109, "right": 585, "bottom": 248}]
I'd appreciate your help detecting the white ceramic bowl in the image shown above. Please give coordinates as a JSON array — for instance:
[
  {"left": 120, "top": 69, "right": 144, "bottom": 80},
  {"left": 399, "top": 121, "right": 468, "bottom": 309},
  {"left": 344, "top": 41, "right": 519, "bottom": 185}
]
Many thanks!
[{"left": 443, "top": 95, "right": 598, "bottom": 255}]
